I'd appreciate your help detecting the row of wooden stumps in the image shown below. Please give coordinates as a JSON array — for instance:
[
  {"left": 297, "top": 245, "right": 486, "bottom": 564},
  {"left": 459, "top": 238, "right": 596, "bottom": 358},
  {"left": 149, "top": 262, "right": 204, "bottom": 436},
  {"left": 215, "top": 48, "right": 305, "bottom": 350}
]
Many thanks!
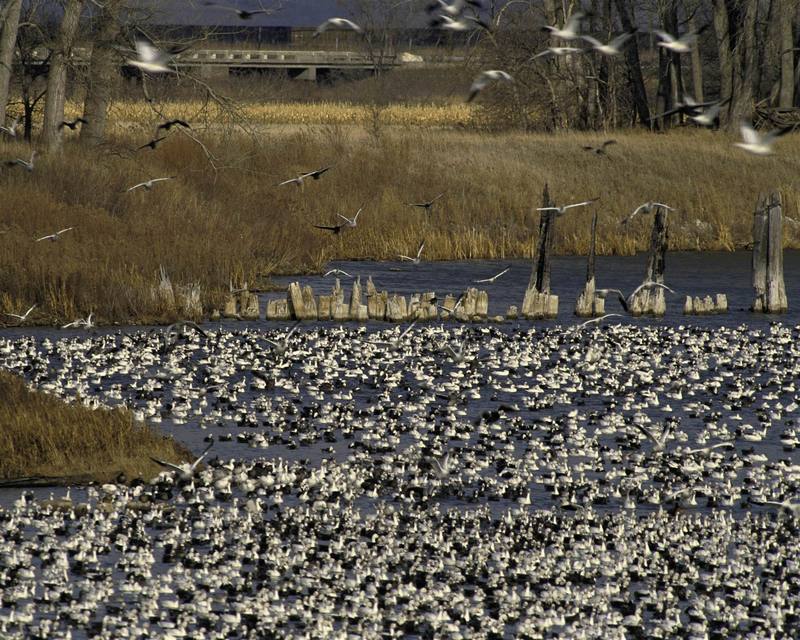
[{"left": 264, "top": 278, "right": 499, "bottom": 323}]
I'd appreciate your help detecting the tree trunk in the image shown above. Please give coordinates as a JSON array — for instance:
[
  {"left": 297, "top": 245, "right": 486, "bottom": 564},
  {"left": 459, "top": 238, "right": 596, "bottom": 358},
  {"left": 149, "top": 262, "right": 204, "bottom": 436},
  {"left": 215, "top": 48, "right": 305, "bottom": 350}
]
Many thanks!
[
  {"left": 779, "top": 0, "right": 796, "bottom": 108},
  {"left": 729, "top": 1, "right": 759, "bottom": 125},
  {"left": 41, "top": 0, "right": 85, "bottom": 149},
  {"left": 0, "top": 0, "right": 23, "bottom": 125},
  {"left": 688, "top": 13, "right": 704, "bottom": 102},
  {"left": 614, "top": 0, "right": 650, "bottom": 125},
  {"left": 80, "top": 0, "right": 122, "bottom": 146},
  {"left": 712, "top": 0, "right": 734, "bottom": 126}
]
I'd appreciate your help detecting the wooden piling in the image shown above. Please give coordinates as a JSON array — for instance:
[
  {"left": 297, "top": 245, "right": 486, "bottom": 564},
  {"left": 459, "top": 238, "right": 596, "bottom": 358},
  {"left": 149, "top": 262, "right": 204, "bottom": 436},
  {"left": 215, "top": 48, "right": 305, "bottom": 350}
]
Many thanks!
[
  {"left": 575, "top": 211, "right": 605, "bottom": 317},
  {"left": 522, "top": 184, "right": 559, "bottom": 319},
  {"left": 240, "top": 291, "right": 261, "bottom": 320},
  {"left": 628, "top": 206, "right": 669, "bottom": 316},
  {"left": 752, "top": 191, "right": 788, "bottom": 313}
]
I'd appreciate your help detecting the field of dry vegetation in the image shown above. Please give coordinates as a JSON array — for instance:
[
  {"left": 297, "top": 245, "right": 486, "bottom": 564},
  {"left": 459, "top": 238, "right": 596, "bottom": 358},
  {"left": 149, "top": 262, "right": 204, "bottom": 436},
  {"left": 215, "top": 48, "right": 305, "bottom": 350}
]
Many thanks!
[
  {"left": 1, "top": 97, "right": 799, "bottom": 325},
  {"left": 0, "top": 371, "right": 192, "bottom": 482}
]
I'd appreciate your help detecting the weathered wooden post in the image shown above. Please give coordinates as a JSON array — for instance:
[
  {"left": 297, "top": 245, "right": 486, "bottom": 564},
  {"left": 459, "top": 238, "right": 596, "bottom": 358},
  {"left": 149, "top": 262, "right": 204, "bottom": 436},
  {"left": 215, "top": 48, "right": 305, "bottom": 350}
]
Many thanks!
[
  {"left": 628, "top": 206, "right": 668, "bottom": 316},
  {"left": 752, "top": 191, "right": 788, "bottom": 313},
  {"left": 521, "top": 184, "right": 559, "bottom": 319},
  {"left": 574, "top": 211, "right": 604, "bottom": 317}
]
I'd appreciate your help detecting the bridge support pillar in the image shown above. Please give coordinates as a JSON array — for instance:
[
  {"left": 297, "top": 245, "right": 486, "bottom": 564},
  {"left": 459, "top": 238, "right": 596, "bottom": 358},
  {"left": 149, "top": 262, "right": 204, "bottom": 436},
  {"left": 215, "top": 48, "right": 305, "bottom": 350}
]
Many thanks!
[{"left": 294, "top": 66, "right": 317, "bottom": 81}]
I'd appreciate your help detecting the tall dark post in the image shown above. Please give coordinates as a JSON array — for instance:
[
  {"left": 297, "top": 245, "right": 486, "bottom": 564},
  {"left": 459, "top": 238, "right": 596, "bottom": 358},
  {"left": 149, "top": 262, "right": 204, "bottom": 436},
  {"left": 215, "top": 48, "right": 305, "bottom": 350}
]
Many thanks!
[
  {"left": 629, "top": 206, "right": 669, "bottom": 315},
  {"left": 575, "top": 211, "right": 602, "bottom": 317},
  {"left": 752, "top": 191, "right": 788, "bottom": 313},
  {"left": 522, "top": 184, "right": 559, "bottom": 319}
]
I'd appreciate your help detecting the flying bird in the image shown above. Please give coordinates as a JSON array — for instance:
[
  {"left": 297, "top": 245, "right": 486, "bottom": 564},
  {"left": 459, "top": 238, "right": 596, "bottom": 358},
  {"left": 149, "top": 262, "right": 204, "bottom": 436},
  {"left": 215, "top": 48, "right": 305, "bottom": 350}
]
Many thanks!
[
  {"left": 399, "top": 240, "right": 425, "bottom": 264},
  {"left": 278, "top": 166, "right": 334, "bottom": 187},
  {"left": 62, "top": 312, "right": 94, "bottom": 329},
  {"left": 582, "top": 140, "right": 616, "bottom": 155},
  {"left": 203, "top": 2, "right": 270, "bottom": 19},
  {"left": 313, "top": 18, "right": 363, "bottom": 38},
  {"left": 580, "top": 31, "right": 636, "bottom": 56},
  {"left": 406, "top": 193, "right": 445, "bottom": 213},
  {"left": 621, "top": 202, "right": 674, "bottom": 225},
  {"left": 734, "top": 123, "right": 792, "bottom": 156},
  {"left": 126, "top": 177, "right": 176, "bottom": 192},
  {"left": 536, "top": 198, "right": 598, "bottom": 216},
  {"left": 542, "top": 11, "right": 585, "bottom": 40},
  {"left": 654, "top": 26, "right": 706, "bottom": 54},
  {"left": 687, "top": 101, "right": 728, "bottom": 128},
  {"left": 467, "top": 70, "right": 514, "bottom": 103},
  {"left": 595, "top": 282, "right": 676, "bottom": 312},
  {"left": 0, "top": 116, "right": 18, "bottom": 137},
  {"left": 532, "top": 47, "right": 583, "bottom": 60},
  {"left": 59, "top": 117, "right": 88, "bottom": 130},
  {"left": 4, "top": 304, "right": 36, "bottom": 322},
  {"left": 36, "top": 227, "right": 74, "bottom": 242},
  {"left": 575, "top": 313, "right": 623, "bottom": 329},
  {"left": 138, "top": 135, "right": 168, "bottom": 151},
  {"left": 324, "top": 269, "right": 352, "bottom": 277},
  {"left": 151, "top": 442, "right": 213, "bottom": 481},
  {"left": 156, "top": 119, "right": 190, "bottom": 132},
  {"left": 426, "top": 0, "right": 484, "bottom": 16},
  {"left": 4, "top": 150, "right": 37, "bottom": 171},
  {"left": 127, "top": 39, "right": 174, "bottom": 74},
  {"left": 474, "top": 266, "right": 510, "bottom": 284},
  {"left": 265, "top": 321, "right": 301, "bottom": 357}
]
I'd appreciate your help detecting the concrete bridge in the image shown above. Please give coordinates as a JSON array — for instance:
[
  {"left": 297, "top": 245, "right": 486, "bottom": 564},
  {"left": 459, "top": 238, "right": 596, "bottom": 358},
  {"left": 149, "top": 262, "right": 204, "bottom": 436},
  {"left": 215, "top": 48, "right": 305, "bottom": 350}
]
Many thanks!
[{"left": 24, "top": 47, "right": 403, "bottom": 81}]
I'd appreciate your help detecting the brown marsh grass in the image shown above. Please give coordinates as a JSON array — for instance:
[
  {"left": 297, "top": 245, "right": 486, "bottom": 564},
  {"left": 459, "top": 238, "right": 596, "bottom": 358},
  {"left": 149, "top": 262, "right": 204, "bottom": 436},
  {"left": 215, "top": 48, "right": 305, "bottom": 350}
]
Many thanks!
[
  {"left": 0, "top": 371, "right": 192, "bottom": 482},
  {"left": 0, "top": 119, "right": 798, "bottom": 324}
]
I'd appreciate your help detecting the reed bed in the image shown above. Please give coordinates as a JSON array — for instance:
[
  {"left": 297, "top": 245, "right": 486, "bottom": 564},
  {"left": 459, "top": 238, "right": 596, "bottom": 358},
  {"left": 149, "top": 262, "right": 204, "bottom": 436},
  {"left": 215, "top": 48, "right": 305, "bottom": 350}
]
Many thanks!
[
  {"left": 0, "top": 121, "right": 798, "bottom": 325},
  {"left": 0, "top": 371, "right": 192, "bottom": 482}
]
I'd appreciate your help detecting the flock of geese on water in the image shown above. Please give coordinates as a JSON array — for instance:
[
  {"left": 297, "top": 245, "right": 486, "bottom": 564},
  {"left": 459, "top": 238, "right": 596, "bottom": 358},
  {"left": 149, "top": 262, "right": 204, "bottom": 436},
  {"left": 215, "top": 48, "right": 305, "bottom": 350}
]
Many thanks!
[
  {"left": 0, "top": 319, "right": 799, "bottom": 637},
  {"left": 0, "top": 1, "right": 799, "bottom": 637}
]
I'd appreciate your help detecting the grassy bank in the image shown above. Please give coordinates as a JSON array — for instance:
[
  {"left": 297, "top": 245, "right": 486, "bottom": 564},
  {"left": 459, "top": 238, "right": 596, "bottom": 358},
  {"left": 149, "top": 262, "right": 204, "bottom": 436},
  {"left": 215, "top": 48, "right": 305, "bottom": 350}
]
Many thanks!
[
  {"left": 0, "top": 371, "right": 192, "bottom": 483},
  {"left": 0, "top": 119, "right": 798, "bottom": 325}
]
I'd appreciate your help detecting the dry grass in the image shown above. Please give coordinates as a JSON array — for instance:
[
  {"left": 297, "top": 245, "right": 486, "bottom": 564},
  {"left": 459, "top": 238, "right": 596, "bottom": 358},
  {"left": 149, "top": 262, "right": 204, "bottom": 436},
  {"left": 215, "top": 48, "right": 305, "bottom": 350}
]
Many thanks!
[
  {"left": 0, "top": 116, "right": 798, "bottom": 325},
  {"left": 0, "top": 370, "right": 192, "bottom": 482}
]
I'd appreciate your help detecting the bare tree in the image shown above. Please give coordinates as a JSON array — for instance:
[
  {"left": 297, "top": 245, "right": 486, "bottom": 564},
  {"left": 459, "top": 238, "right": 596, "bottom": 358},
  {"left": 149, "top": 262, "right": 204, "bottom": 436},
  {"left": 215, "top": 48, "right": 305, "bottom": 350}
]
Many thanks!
[
  {"left": 42, "top": 0, "right": 86, "bottom": 149},
  {"left": 0, "top": 0, "right": 24, "bottom": 125},
  {"left": 80, "top": 0, "right": 123, "bottom": 145},
  {"left": 614, "top": 0, "right": 650, "bottom": 125},
  {"left": 779, "top": 0, "right": 796, "bottom": 108},
  {"left": 12, "top": 1, "right": 50, "bottom": 141}
]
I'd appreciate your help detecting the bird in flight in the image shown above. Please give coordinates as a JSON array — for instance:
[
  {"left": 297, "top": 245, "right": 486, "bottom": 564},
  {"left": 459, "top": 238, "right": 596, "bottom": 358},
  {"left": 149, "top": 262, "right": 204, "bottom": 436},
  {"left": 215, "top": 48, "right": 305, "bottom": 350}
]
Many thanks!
[
  {"left": 36, "top": 227, "right": 74, "bottom": 242},
  {"left": 278, "top": 166, "right": 334, "bottom": 187},
  {"left": 369, "top": 321, "right": 418, "bottom": 349},
  {"left": 532, "top": 47, "right": 583, "bottom": 60},
  {"left": 735, "top": 123, "right": 792, "bottom": 156},
  {"left": 467, "top": 70, "right": 514, "bottom": 103},
  {"left": 426, "top": 0, "right": 485, "bottom": 17},
  {"left": 399, "top": 240, "right": 425, "bottom": 264},
  {"left": 324, "top": 269, "right": 353, "bottom": 277},
  {"left": 582, "top": 140, "right": 616, "bottom": 155},
  {"left": 59, "top": 117, "right": 88, "bottom": 131},
  {"left": 151, "top": 442, "right": 213, "bottom": 481},
  {"left": 4, "top": 304, "right": 36, "bottom": 323},
  {"left": 620, "top": 202, "right": 674, "bottom": 225},
  {"left": 126, "top": 176, "right": 176, "bottom": 192},
  {"left": 265, "top": 321, "right": 301, "bottom": 357},
  {"left": 128, "top": 39, "right": 174, "bottom": 74},
  {"left": 537, "top": 198, "right": 598, "bottom": 216},
  {"left": 0, "top": 116, "right": 19, "bottom": 137},
  {"left": 156, "top": 119, "right": 190, "bottom": 132},
  {"left": 580, "top": 31, "right": 636, "bottom": 56},
  {"left": 313, "top": 18, "right": 363, "bottom": 38},
  {"left": 542, "top": 11, "right": 585, "bottom": 40},
  {"left": 62, "top": 312, "right": 94, "bottom": 329},
  {"left": 474, "top": 266, "right": 510, "bottom": 284},
  {"left": 138, "top": 135, "right": 168, "bottom": 151},
  {"left": 203, "top": 2, "right": 270, "bottom": 19},
  {"left": 595, "top": 282, "right": 676, "bottom": 312},
  {"left": 575, "top": 313, "right": 623, "bottom": 329},
  {"left": 654, "top": 26, "right": 706, "bottom": 54},
  {"left": 4, "top": 150, "right": 37, "bottom": 171},
  {"left": 406, "top": 193, "right": 445, "bottom": 213}
]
